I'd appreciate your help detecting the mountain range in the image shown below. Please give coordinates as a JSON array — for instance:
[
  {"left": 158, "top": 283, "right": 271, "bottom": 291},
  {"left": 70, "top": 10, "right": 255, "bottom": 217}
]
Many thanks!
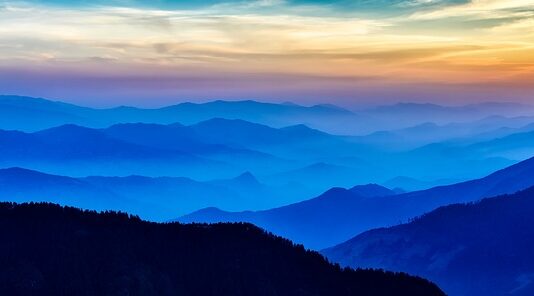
[
  {"left": 0, "top": 95, "right": 359, "bottom": 133},
  {"left": 0, "top": 167, "right": 315, "bottom": 221},
  {"left": 5, "top": 96, "right": 534, "bottom": 188},
  {"left": 0, "top": 121, "right": 385, "bottom": 197},
  {"left": 0, "top": 124, "right": 234, "bottom": 179},
  {"left": 0, "top": 202, "right": 445, "bottom": 296},
  {"left": 2, "top": 115, "right": 532, "bottom": 194},
  {"left": 179, "top": 155, "right": 534, "bottom": 249},
  {"left": 361, "top": 102, "right": 534, "bottom": 129},
  {"left": 323, "top": 186, "right": 534, "bottom": 296},
  {"left": 3, "top": 95, "right": 534, "bottom": 295},
  {"left": 351, "top": 116, "right": 534, "bottom": 151},
  {"left": 3, "top": 95, "right": 534, "bottom": 136}
]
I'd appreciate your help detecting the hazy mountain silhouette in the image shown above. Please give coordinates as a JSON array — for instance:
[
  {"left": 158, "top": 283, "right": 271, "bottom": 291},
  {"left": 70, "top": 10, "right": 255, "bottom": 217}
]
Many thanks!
[
  {"left": 383, "top": 176, "right": 461, "bottom": 192},
  {"left": 0, "top": 118, "right": 386, "bottom": 189},
  {"left": 207, "top": 172, "right": 272, "bottom": 205},
  {"left": 179, "top": 156, "right": 534, "bottom": 249},
  {"left": 5, "top": 95, "right": 534, "bottom": 195},
  {"left": 362, "top": 102, "right": 534, "bottom": 128},
  {"left": 4, "top": 95, "right": 533, "bottom": 136},
  {"left": 393, "top": 141, "right": 514, "bottom": 182},
  {"left": 189, "top": 118, "right": 329, "bottom": 147},
  {"left": 0, "top": 202, "right": 445, "bottom": 296},
  {"left": 179, "top": 185, "right": 398, "bottom": 249},
  {"left": 187, "top": 118, "right": 365, "bottom": 160},
  {"left": 349, "top": 183, "right": 396, "bottom": 197},
  {"left": 351, "top": 116, "right": 534, "bottom": 150},
  {"left": 344, "top": 117, "right": 534, "bottom": 182},
  {"left": 0, "top": 95, "right": 359, "bottom": 134},
  {"left": 323, "top": 187, "right": 534, "bottom": 296},
  {"left": 103, "top": 122, "right": 281, "bottom": 157},
  {"left": 404, "top": 129, "right": 534, "bottom": 164},
  {"left": 0, "top": 167, "right": 315, "bottom": 221},
  {"left": 388, "top": 126, "right": 534, "bottom": 181},
  {"left": 0, "top": 167, "right": 128, "bottom": 210},
  {"left": 0, "top": 95, "right": 96, "bottom": 131},
  {"left": 0, "top": 120, "right": 381, "bottom": 199},
  {"left": 102, "top": 122, "right": 213, "bottom": 153},
  {"left": 0, "top": 124, "right": 235, "bottom": 179},
  {"left": 466, "top": 129, "right": 534, "bottom": 160},
  {"left": 264, "top": 162, "right": 379, "bottom": 192},
  {"left": 101, "top": 122, "right": 295, "bottom": 175}
]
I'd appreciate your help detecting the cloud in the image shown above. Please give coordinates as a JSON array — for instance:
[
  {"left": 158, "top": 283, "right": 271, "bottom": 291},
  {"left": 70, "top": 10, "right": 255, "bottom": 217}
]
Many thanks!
[
  {"left": 409, "top": 0, "right": 534, "bottom": 20},
  {"left": 0, "top": 0, "right": 532, "bottom": 103}
]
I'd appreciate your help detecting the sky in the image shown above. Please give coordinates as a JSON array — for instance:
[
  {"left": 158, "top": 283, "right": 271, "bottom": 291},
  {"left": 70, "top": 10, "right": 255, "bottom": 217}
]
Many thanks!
[{"left": 0, "top": 0, "right": 533, "bottom": 107}]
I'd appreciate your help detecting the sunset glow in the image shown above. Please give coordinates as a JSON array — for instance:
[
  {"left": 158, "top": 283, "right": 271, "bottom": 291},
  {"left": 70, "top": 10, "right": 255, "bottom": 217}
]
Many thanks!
[{"left": 1, "top": 0, "right": 533, "bottom": 105}]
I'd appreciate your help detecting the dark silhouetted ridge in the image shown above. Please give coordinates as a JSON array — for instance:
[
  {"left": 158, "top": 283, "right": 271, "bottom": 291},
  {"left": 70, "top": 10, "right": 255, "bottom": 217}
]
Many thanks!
[
  {"left": 324, "top": 186, "right": 534, "bottom": 296},
  {"left": 349, "top": 184, "right": 396, "bottom": 198},
  {"left": 233, "top": 171, "right": 260, "bottom": 184},
  {"left": 0, "top": 202, "right": 444, "bottom": 296}
]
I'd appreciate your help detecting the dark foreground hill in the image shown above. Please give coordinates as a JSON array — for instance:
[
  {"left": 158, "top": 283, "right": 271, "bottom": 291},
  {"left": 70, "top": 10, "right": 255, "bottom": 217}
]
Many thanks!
[
  {"left": 0, "top": 202, "right": 444, "bottom": 296},
  {"left": 323, "top": 187, "right": 534, "bottom": 296}
]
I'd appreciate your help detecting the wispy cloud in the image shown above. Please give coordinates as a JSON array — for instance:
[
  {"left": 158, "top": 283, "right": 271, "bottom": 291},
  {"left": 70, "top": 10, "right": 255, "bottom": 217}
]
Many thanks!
[
  {"left": 410, "top": 0, "right": 534, "bottom": 20},
  {"left": 0, "top": 0, "right": 533, "bottom": 104}
]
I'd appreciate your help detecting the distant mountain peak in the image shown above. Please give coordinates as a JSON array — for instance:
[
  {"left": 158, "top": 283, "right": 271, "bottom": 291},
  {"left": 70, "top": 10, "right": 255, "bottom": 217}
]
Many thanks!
[
  {"left": 0, "top": 167, "right": 81, "bottom": 185},
  {"left": 349, "top": 184, "right": 396, "bottom": 198},
  {"left": 313, "top": 187, "right": 354, "bottom": 201},
  {"left": 108, "top": 122, "right": 167, "bottom": 129},
  {"left": 37, "top": 123, "right": 95, "bottom": 133},
  {"left": 208, "top": 99, "right": 262, "bottom": 106},
  {"left": 280, "top": 124, "right": 326, "bottom": 135},
  {"left": 0, "top": 167, "right": 42, "bottom": 175},
  {"left": 187, "top": 206, "right": 227, "bottom": 216},
  {"left": 282, "top": 123, "right": 311, "bottom": 130},
  {"left": 324, "top": 187, "right": 351, "bottom": 195},
  {"left": 233, "top": 171, "right": 260, "bottom": 184},
  {"left": 35, "top": 124, "right": 107, "bottom": 139},
  {"left": 0, "top": 95, "right": 46, "bottom": 103}
]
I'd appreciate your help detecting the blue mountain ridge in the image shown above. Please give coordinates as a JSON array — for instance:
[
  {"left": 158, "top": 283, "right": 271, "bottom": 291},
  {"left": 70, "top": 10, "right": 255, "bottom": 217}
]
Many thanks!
[
  {"left": 323, "top": 186, "right": 534, "bottom": 296},
  {"left": 0, "top": 167, "right": 299, "bottom": 220},
  {"left": 179, "top": 155, "right": 534, "bottom": 249}
]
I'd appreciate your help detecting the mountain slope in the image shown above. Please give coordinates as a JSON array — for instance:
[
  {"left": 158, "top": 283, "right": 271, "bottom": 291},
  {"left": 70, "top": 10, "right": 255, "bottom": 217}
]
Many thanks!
[
  {"left": 350, "top": 115, "right": 534, "bottom": 150},
  {"left": 466, "top": 129, "right": 534, "bottom": 160},
  {"left": 187, "top": 118, "right": 365, "bottom": 160},
  {"left": 362, "top": 102, "right": 534, "bottom": 128},
  {"left": 0, "top": 202, "right": 444, "bottom": 296},
  {"left": 0, "top": 95, "right": 97, "bottom": 131},
  {"left": 179, "top": 156, "right": 534, "bottom": 249},
  {"left": 264, "top": 162, "right": 374, "bottom": 192},
  {"left": 0, "top": 167, "right": 304, "bottom": 221},
  {"left": 0, "top": 118, "right": 377, "bottom": 183},
  {"left": 81, "top": 175, "right": 244, "bottom": 220},
  {"left": 323, "top": 187, "right": 534, "bottom": 296},
  {"left": 189, "top": 118, "right": 334, "bottom": 147},
  {"left": 0, "top": 125, "right": 233, "bottom": 178},
  {"left": 0, "top": 96, "right": 359, "bottom": 134},
  {"left": 0, "top": 167, "right": 127, "bottom": 210},
  {"left": 101, "top": 122, "right": 293, "bottom": 175},
  {"left": 349, "top": 184, "right": 396, "bottom": 197}
]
